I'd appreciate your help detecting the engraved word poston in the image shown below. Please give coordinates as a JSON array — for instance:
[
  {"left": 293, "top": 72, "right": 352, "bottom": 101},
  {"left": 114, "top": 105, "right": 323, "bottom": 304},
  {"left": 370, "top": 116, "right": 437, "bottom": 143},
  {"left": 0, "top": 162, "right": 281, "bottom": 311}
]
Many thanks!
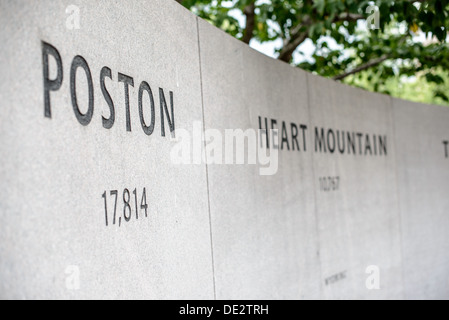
[{"left": 42, "top": 41, "right": 176, "bottom": 137}]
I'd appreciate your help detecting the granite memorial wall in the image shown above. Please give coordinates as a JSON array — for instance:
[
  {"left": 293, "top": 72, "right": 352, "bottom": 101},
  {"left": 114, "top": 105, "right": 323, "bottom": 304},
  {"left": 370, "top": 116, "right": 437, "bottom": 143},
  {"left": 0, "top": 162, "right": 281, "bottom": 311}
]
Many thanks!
[{"left": 0, "top": 0, "right": 448, "bottom": 299}]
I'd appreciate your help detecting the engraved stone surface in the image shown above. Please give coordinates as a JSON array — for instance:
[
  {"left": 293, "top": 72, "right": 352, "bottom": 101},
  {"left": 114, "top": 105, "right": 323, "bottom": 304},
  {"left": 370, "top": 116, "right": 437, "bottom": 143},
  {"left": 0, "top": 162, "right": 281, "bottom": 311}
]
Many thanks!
[
  {"left": 198, "top": 19, "right": 321, "bottom": 300},
  {"left": 307, "top": 74, "right": 403, "bottom": 299},
  {"left": 1, "top": 0, "right": 449, "bottom": 300},
  {"left": 0, "top": 0, "right": 214, "bottom": 299},
  {"left": 393, "top": 99, "right": 449, "bottom": 300}
]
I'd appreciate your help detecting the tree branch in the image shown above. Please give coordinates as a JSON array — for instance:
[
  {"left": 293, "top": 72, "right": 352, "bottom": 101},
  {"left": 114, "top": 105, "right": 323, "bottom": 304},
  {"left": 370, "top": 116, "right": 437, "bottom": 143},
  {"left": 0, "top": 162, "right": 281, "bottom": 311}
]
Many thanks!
[
  {"left": 278, "top": 31, "right": 309, "bottom": 62},
  {"left": 242, "top": 3, "right": 256, "bottom": 44},
  {"left": 333, "top": 54, "right": 391, "bottom": 81},
  {"left": 278, "top": 17, "right": 311, "bottom": 62},
  {"left": 277, "top": 12, "right": 365, "bottom": 63}
]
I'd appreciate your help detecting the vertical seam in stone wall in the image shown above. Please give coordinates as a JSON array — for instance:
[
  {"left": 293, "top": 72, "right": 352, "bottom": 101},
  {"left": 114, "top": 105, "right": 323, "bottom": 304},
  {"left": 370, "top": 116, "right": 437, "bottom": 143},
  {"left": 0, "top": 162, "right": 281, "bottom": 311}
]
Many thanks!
[
  {"left": 389, "top": 95, "right": 406, "bottom": 299},
  {"left": 196, "top": 16, "right": 217, "bottom": 300},
  {"left": 305, "top": 72, "right": 325, "bottom": 299}
]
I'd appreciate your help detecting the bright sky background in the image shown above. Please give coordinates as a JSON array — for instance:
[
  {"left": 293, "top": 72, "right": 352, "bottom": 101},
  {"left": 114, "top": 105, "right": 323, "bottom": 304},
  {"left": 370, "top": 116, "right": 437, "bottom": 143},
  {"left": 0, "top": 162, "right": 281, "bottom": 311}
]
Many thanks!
[
  {"left": 227, "top": 1, "right": 439, "bottom": 65},
  {"left": 228, "top": 3, "right": 349, "bottom": 64},
  {"left": 228, "top": 5, "right": 317, "bottom": 63}
]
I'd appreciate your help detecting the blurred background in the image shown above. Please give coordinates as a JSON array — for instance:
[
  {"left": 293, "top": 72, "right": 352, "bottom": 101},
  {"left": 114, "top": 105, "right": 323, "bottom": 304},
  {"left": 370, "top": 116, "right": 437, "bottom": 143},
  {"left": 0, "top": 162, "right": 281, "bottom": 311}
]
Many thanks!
[{"left": 177, "top": 0, "right": 449, "bottom": 106}]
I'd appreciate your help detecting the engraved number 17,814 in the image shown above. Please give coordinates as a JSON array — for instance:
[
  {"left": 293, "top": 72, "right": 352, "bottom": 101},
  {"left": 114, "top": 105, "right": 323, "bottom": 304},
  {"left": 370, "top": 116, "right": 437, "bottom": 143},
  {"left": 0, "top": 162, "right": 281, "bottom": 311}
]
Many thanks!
[{"left": 102, "top": 188, "right": 148, "bottom": 227}]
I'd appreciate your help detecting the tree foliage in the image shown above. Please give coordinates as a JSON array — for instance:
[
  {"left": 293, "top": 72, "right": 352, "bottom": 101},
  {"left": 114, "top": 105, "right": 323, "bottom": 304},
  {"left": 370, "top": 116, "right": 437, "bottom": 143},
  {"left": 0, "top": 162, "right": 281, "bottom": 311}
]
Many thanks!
[{"left": 178, "top": 0, "right": 449, "bottom": 104}]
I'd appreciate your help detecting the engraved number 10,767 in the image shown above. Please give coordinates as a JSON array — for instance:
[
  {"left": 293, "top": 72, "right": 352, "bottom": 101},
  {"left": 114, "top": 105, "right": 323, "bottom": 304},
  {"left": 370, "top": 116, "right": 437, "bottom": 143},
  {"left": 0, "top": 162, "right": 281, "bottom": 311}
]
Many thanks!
[{"left": 102, "top": 188, "right": 148, "bottom": 227}]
